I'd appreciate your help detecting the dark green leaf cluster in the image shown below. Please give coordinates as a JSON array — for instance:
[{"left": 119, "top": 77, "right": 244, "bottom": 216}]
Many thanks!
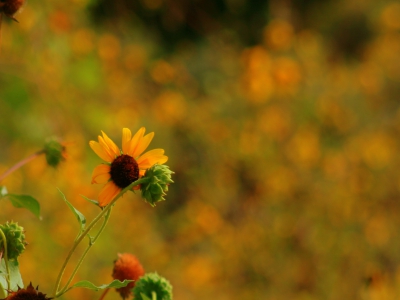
[
  {"left": 140, "top": 164, "right": 174, "bottom": 207},
  {"left": 0, "top": 222, "right": 26, "bottom": 260},
  {"left": 132, "top": 272, "right": 173, "bottom": 300},
  {"left": 44, "top": 138, "right": 65, "bottom": 167}
]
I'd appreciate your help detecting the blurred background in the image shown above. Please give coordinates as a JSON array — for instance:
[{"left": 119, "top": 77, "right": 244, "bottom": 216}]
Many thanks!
[{"left": 1, "top": 0, "right": 400, "bottom": 299}]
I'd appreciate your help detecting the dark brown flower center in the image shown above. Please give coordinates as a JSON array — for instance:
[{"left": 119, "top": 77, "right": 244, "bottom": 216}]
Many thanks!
[{"left": 110, "top": 154, "right": 139, "bottom": 188}]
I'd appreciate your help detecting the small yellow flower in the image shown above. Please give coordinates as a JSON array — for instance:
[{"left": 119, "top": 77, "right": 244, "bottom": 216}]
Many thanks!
[{"left": 90, "top": 128, "right": 168, "bottom": 207}]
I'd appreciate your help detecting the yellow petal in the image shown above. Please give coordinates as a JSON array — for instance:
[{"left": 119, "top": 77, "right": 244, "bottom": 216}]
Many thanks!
[
  {"left": 101, "top": 131, "right": 120, "bottom": 157},
  {"left": 91, "top": 164, "right": 111, "bottom": 184},
  {"left": 98, "top": 181, "right": 121, "bottom": 207},
  {"left": 98, "top": 136, "right": 118, "bottom": 160},
  {"left": 89, "top": 141, "right": 113, "bottom": 162},
  {"left": 137, "top": 149, "right": 167, "bottom": 167},
  {"left": 122, "top": 128, "right": 132, "bottom": 154},
  {"left": 138, "top": 155, "right": 168, "bottom": 169},
  {"left": 132, "top": 132, "right": 154, "bottom": 158},
  {"left": 136, "top": 149, "right": 165, "bottom": 162},
  {"left": 126, "top": 127, "right": 145, "bottom": 156}
]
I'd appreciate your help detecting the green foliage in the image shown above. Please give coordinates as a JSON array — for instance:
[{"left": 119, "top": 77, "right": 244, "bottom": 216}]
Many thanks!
[
  {"left": 70, "top": 279, "right": 133, "bottom": 291},
  {"left": 140, "top": 165, "right": 174, "bottom": 207},
  {"left": 0, "top": 186, "right": 41, "bottom": 219},
  {"left": 58, "top": 189, "right": 86, "bottom": 233},
  {"left": 0, "top": 254, "right": 24, "bottom": 296},
  {"left": 80, "top": 194, "right": 100, "bottom": 207},
  {"left": 0, "top": 222, "right": 26, "bottom": 260},
  {"left": 5, "top": 195, "right": 41, "bottom": 219},
  {"left": 132, "top": 273, "right": 172, "bottom": 300}
]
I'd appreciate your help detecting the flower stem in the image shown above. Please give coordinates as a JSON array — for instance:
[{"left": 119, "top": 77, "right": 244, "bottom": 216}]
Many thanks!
[
  {"left": 0, "top": 228, "right": 10, "bottom": 291},
  {"left": 51, "top": 178, "right": 145, "bottom": 298},
  {"left": 56, "top": 208, "right": 112, "bottom": 297},
  {"left": 0, "top": 150, "right": 45, "bottom": 183},
  {"left": 97, "top": 288, "right": 110, "bottom": 300}
]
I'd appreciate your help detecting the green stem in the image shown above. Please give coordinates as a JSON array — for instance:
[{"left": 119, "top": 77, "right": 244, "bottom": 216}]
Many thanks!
[
  {"left": 0, "top": 228, "right": 10, "bottom": 291},
  {"left": 56, "top": 208, "right": 112, "bottom": 297},
  {"left": 0, "top": 150, "right": 45, "bottom": 183},
  {"left": 51, "top": 178, "right": 146, "bottom": 298}
]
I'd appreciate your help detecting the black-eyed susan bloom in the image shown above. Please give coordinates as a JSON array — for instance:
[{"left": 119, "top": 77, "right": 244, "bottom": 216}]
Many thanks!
[{"left": 90, "top": 128, "right": 168, "bottom": 207}]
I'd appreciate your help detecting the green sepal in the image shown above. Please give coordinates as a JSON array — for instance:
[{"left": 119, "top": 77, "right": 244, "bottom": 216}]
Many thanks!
[
  {"left": 58, "top": 189, "right": 86, "bottom": 232},
  {"left": 141, "top": 292, "right": 156, "bottom": 300},
  {"left": 139, "top": 164, "right": 174, "bottom": 207}
]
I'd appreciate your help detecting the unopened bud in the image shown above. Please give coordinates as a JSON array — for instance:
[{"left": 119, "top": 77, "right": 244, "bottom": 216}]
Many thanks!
[
  {"left": 132, "top": 272, "right": 172, "bottom": 300},
  {"left": 0, "top": 221, "right": 26, "bottom": 260},
  {"left": 139, "top": 164, "right": 174, "bottom": 207}
]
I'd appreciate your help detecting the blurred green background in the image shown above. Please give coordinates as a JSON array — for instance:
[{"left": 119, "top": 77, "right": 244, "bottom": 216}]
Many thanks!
[{"left": 1, "top": 0, "right": 400, "bottom": 299}]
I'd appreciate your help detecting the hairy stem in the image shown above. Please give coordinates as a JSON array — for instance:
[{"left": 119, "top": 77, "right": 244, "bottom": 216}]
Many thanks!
[
  {"left": 98, "top": 288, "right": 110, "bottom": 300},
  {"left": 0, "top": 150, "right": 45, "bottom": 183}
]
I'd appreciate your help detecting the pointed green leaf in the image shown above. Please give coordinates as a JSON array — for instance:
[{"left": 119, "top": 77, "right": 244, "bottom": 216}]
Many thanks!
[
  {"left": 0, "top": 259, "right": 23, "bottom": 292},
  {"left": 58, "top": 189, "right": 86, "bottom": 231},
  {"left": 71, "top": 279, "right": 133, "bottom": 291},
  {"left": 80, "top": 194, "right": 100, "bottom": 207},
  {"left": 6, "top": 194, "right": 41, "bottom": 219}
]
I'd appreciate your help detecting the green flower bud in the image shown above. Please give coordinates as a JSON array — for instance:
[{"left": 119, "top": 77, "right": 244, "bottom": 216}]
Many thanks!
[
  {"left": 140, "top": 164, "right": 174, "bottom": 207},
  {"left": 44, "top": 138, "right": 66, "bottom": 168},
  {"left": 132, "top": 272, "right": 173, "bottom": 300},
  {"left": 0, "top": 222, "right": 26, "bottom": 260}
]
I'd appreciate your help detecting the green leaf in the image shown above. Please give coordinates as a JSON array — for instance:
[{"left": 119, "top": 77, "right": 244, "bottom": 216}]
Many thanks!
[
  {"left": 0, "top": 282, "right": 6, "bottom": 299},
  {"left": 0, "top": 186, "right": 8, "bottom": 198},
  {"left": 80, "top": 194, "right": 100, "bottom": 207},
  {"left": 71, "top": 279, "right": 133, "bottom": 291},
  {"left": 58, "top": 189, "right": 86, "bottom": 231},
  {"left": 6, "top": 194, "right": 41, "bottom": 219},
  {"left": 0, "top": 259, "right": 24, "bottom": 292}
]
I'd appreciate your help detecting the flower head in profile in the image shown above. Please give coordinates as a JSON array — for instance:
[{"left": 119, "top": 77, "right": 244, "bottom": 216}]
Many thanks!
[
  {"left": 132, "top": 272, "right": 172, "bottom": 300},
  {"left": 90, "top": 128, "right": 168, "bottom": 207},
  {"left": 112, "top": 253, "right": 145, "bottom": 299},
  {"left": 3, "top": 283, "right": 52, "bottom": 300},
  {"left": 43, "top": 138, "right": 68, "bottom": 168},
  {"left": 0, "top": 0, "right": 25, "bottom": 22},
  {"left": 0, "top": 221, "right": 27, "bottom": 260}
]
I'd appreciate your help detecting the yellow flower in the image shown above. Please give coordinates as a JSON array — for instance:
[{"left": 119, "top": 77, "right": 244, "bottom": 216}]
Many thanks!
[{"left": 90, "top": 128, "right": 168, "bottom": 207}]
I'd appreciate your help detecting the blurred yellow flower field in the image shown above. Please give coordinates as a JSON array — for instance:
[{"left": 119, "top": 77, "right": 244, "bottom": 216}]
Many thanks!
[{"left": 1, "top": 0, "right": 400, "bottom": 299}]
